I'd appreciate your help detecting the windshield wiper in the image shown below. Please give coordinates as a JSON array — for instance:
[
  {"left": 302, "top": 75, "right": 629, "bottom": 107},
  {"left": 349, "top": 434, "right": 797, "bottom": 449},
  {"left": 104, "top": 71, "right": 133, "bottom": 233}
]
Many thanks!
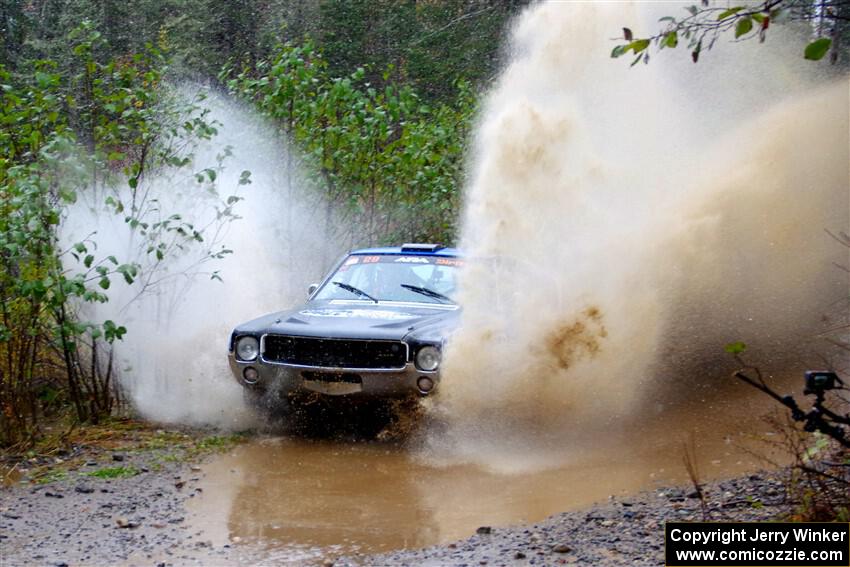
[
  {"left": 332, "top": 281, "right": 378, "bottom": 303},
  {"left": 400, "top": 284, "right": 454, "bottom": 304}
]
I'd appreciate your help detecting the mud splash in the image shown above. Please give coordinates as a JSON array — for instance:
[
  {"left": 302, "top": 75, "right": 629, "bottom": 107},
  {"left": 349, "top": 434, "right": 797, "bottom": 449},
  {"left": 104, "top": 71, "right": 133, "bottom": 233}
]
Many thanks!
[
  {"left": 434, "top": 1, "right": 848, "bottom": 468},
  {"left": 544, "top": 306, "right": 607, "bottom": 371}
]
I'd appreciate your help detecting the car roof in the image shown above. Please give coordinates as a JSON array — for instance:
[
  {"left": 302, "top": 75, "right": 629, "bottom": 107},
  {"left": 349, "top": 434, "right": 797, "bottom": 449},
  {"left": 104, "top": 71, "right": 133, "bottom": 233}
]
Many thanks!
[{"left": 350, "top": 245, "right": 461, "bottom": 257}]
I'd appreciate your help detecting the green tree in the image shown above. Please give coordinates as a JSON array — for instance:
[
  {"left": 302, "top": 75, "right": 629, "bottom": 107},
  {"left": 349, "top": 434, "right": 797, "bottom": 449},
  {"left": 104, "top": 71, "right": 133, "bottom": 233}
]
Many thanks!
[
  {"left": 318, "top": 0, "right": 527, "bottom": 101},
  {"left": 226, "top": 39, "right": 475, "bottom": 246},
  {"left": 0, "top": 24, "right": 246, "bottom": 445},
  {"left": 9, "top": 0, "right": 525, "bottom": 104},
  {"left": 0, "top": 0, "right": 29, "bottom": 68}
]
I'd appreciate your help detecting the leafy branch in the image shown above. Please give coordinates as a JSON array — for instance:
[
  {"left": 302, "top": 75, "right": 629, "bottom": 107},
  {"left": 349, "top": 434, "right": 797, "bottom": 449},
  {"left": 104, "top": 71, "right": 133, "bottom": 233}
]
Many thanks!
[{"left": 612, "top": 0, "right": 847, "bottom": 65}]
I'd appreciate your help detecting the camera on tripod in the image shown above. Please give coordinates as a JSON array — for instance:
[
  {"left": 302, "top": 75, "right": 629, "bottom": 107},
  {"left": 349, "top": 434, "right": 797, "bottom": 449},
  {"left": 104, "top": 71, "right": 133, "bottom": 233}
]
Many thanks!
[{"left": 803, "top": 370, "right": 839, "bottom": 396}]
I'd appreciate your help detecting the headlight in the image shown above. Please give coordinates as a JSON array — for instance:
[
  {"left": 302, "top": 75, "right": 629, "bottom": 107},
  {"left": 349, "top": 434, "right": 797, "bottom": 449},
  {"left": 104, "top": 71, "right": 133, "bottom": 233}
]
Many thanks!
[
  {"left": 235, "top": 336, "right": 259, "bottom": 361},
  {"left": 415, "top": 346, "right": 441, "bottom": 371}
]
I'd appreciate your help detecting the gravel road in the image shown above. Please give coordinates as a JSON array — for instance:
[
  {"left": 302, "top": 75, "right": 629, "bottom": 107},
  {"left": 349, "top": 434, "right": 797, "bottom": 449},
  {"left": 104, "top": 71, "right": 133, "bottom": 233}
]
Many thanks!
[{"left": 1, "top": 450, "right": 199, "bottom": 566}]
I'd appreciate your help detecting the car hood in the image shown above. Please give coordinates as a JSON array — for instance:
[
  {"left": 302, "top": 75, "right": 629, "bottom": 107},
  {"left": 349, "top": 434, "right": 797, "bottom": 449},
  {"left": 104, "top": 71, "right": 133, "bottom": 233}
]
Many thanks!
[{"left": 233, "top": 300, "right": 460, "bottom": 342}]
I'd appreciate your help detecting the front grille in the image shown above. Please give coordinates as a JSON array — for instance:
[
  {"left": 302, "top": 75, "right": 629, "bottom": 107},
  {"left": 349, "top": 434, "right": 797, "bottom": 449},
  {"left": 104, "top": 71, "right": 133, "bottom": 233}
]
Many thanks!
[{"left": 262, "top": 335, "right": 407, "bottom": 369}]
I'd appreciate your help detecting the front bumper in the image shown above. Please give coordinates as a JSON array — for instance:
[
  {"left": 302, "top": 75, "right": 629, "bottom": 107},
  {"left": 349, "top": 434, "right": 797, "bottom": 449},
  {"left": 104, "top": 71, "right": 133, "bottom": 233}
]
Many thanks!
[{"left": 228, "top": 353, "right": 439, "bottom": 398}]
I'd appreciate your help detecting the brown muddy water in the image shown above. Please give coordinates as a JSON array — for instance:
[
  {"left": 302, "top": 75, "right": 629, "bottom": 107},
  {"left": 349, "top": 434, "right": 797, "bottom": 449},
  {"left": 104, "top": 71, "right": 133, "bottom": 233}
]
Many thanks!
[{"left": 185, "top": 384, "right": 788, "bottom": 564}]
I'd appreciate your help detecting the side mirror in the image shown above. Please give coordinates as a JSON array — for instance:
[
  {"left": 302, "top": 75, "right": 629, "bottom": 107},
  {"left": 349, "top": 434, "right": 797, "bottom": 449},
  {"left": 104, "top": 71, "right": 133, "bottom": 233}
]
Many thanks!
[{"left": 307, "top": 283, "right": 319, "bottom": 296}]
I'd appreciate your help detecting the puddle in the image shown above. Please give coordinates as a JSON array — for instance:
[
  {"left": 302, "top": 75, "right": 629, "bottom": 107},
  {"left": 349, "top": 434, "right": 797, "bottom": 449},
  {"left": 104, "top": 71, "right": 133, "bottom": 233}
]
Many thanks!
[{"left": 185, "top": 386, "right": 787, "bottom": 563}]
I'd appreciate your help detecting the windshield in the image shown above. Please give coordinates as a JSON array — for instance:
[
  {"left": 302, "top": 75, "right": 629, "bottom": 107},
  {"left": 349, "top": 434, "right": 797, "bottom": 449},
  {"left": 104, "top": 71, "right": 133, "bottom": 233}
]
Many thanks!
[{"left": 313, "top": 254, "right": 462, "bottom": 304}]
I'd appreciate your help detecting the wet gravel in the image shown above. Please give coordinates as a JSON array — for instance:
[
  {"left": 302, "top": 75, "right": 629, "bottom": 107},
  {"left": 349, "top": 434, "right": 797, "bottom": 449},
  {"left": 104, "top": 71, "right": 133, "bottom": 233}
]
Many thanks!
[
  {"left": 338, "top": 473, "right": 789, "bottom": 567},
  {"left": 0, "top": 451, "right": 203, "bottom": 566},
  {"left": 1, "top": 450, "right": 789, "bottom": 567}
]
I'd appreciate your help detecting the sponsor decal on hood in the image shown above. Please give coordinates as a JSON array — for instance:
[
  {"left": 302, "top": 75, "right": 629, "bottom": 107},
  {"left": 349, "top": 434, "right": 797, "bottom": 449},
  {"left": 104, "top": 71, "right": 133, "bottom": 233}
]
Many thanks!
[{"left": 299, "top": 308, "right": 415, "bottom": 320}]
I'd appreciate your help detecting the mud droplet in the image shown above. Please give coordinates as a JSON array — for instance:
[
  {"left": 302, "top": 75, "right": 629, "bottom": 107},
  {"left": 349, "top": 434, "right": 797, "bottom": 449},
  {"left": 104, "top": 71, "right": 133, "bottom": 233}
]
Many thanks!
[{"left": 544, "top": 306, "right": 607, "bottom": 370}]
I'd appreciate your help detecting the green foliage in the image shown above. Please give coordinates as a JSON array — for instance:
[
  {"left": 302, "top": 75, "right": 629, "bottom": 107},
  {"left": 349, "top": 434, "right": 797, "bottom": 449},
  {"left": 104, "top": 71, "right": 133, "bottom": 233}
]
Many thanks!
[
  {"left": 227, "top": 39, "right": 476, "bottom": 244},
  {"left": 0, "top": 22, "right": 244, "bottom": 446},
  {"left": 0, "top": 65, "right": 76, "bottom": 444},
  {"left": 734, "top": 16, "right": 753, "bottom": 38},
  {"left": 9, "top": 0, "right": 523, "bottom": 104},
  {"left": 724, "top": 341, "right": 747, "bottom": 355},
  {"left": 745, "top": 495, "right": 765, "bottom": 509},
  {"left": 611, "top": 0, "right": 847, "bottom": 66},
  {"left": 804, "top": 37, "right": 833, "bottom": 60},
  {"left": 84, "top": 465, "right": 139, "bottom": 478},
  {"left": 33, "top": 469, "right": 68, "bottom": 484},
  {"left": 717, "top": 7, "right": 746, "bottom": 20},
  {"left": 803, "top": 432, "right": 832, "bottom": 461},
  {"left": 188, "top": 433, "right": 244, "bottom": 456},
  {"left": 318, "top": 0, "right": 522, "bottom": 101}
]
